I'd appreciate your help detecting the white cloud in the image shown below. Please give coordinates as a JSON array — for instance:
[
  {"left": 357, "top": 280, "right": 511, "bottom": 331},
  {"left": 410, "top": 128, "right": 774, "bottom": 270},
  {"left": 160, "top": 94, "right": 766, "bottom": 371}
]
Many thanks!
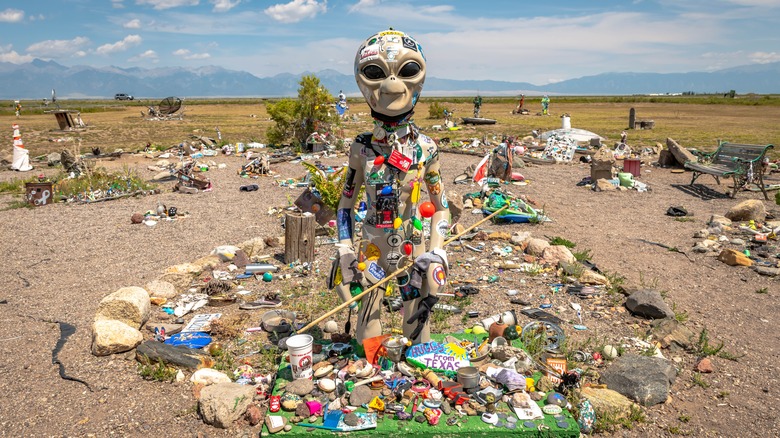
[
  {"left": 124, "top": 18, "right": 141, "bottom": 28},
  {"left": 26, "top": 36, "right": 91, "bottom": 58},
  {"left": 0, "top": 8, "right": 24, "bottom": 22},
  {"left": 136, "top": 0, "right": 199, "bottom": 10},
  {"left": 265, "top": 0, "right": 327, "bottom": 23},
  {"left": 749, "top": 51, "right": 780, "bottom": 64},
  {"left": 129, "top": 49, "right": 159, "bottom": 62},
  {"left": 211, "top": 0, "right": 241, "bottom": 12},
  {"left": 0, "top": 45, "right": 34, "bottom": 63},
  {"left": 173, "top": 48, "right": 211, "bottom": 59},
  {"left": 96, "top": 35, "right": 142, "bottom": 55},
  {"left": 29, "top": 14, "right": 45, "bottom": 21},
  {"left": 112, "top": 0, "right": 125, "bottom": 8},
  {"left": 349, "top": 0, "right": 378, "bottom": 13}
]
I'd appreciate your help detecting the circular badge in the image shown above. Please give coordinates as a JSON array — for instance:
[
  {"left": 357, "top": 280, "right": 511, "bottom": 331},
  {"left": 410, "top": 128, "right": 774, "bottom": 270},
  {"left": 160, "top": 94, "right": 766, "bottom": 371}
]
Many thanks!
[
  {"left": 387, "top": 233, "right": 402, "bottom": 248},
  {"left": 366, "top": 243, "right": 381, "bottom": 260},
  {"left": 432, "top": 266, "right": 446, "bottom": 286}
]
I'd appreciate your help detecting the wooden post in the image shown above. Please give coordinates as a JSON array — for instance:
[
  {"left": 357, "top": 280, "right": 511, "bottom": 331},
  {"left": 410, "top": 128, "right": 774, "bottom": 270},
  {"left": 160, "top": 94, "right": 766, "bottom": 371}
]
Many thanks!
[
  {"left": 285, "top": 212, "right": 315, "bottom": 264},
  {"left": 628, "top": 108, "right": 636, "bottom": 129}
]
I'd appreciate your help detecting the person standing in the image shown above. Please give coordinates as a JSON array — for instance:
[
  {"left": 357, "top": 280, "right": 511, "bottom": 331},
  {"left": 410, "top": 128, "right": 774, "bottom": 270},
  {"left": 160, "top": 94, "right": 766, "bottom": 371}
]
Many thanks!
[
  {"left": 473, "top": 95, "right": 483, "bottom": 118},
  {"left": 14, "top": 100, "right": 21, "bottom": 117},
  {"left": 541, "top": 95, "right": 550, "bottom": 115}
]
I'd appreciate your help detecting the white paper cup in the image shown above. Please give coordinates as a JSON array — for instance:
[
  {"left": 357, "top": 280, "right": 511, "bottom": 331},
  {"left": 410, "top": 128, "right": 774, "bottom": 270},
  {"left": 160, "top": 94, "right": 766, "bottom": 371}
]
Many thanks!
[{"left": 286, "top": 334, "right": 314, "bottom": 379}]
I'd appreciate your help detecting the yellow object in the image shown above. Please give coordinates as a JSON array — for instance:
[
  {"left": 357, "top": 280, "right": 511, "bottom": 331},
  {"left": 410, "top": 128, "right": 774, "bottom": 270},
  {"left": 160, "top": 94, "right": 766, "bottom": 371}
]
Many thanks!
[
  {"left": 393, "top": 217, "right": 403, "bottom": 229},
  {"left": 366, "top": 243, "right": 381, "bottom": 260},
  {"left": 335, "top": 266, "right": 343, "bottom": 285},
  {"left": 357, "top": 262, "right": 366, "bottom": 271},
  {"left": 525, "top": 377, "right": 535, "bottom": 392},
  {"left": 385, "top": 284, "right": 393, "bottom": 296},
  {"left": 411, "top": 181, "right": 420, "bottom": 203},
  {"left": 368, "top": 396, "right": 385, "bottom": 411},
  {"left": 471, "top": 325, "right": 486, "bottom": 335}
]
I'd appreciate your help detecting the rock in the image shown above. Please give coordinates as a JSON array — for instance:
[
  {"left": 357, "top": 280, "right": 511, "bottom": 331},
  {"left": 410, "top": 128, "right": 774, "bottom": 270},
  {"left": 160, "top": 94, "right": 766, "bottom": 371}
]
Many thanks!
[
  {"left": 708, "top": 215, "right": 732, "bottom": 228},
  {"left": 625, "top": 289, "right": 674, "bottom": 319},
  {"left": 579, "top": 270, "right": 611, "bottom": 286},
  {"left": 447, "top": 191, "right": 463, "bottom": 223},
  {"left": 693, "top": 229, "right": 710, "bottom": 238},
  {"left": 666, "top": 138, "right": 698, "bottom": 166},
  {"left": 541, "top": 245, "right": 575, "bottom": 266},
  {"left": 295, "top": 403, "right": 310, "bottom": 417},
  {"left": 343, "top": 412, "right": 360, "bottom": 426},
  {"left": 318, "top": 378, "right": 336, "bottom": 392},
  {"left": 472, "top": 198, "right": 483, "bottom": 208},
  {"left": 283, "top": 424, "right": 292, "bottom": 432},
  {"left": 145, "top": 280, "right": 177, "bottom": 299},
  {"left": 510, "top": 231, "right": 532, "bottom": 246},
  {"left": 488, "top": 231, "right": 512, "bottom": 241},
  {"left": 264, "top": 236, "right": 283, "bottom": 248},
  {"left": 190, "top": 368, "right": 232, "bottom": 386},
  {"left": 717, "top": 249, "right": 753, "bottom": 267},
  {"left": 603, "top": 345, "right": 619, "bottom": 359},
  {"left": 152, "top": 170, "right": 172, "bottom": 181},
  {"left": 695, "top": 358, "right": 714, "bottom": 373},
  {"left": 165, "top": 262, "right": 202, "bottom": 275},
  {"left": 286, "top": 378, "right": 314, "bottom": 396},
  {"left": 323, "top": 320, "right": 339, "bottom": 334},
  {"left": 652, "top": 319, "right": 695, "bottom": 351},
  {"left": 198, "top": 383, "right": 255, "bottom": 428},
  {"left": 188, "top": 256, "right": 220, "bottom": 273},
  {"left": 463, "top": 198, "right": 474, "bottom": 209},
  {"left": 581, "top": 387, "right": 638, "bottom": 420},
  {"left": 349, "top": 385, "right": 374, "bottom": 406},
  {"left": 245, "top": 404, "right": 264, "bottom": 426},
  {"left": 47, "top": 152, "right": 61, "bottom": 165},
  {"left": 600, "top": 355, "right": 677, "bottom": 406},
  {"left": 594, "top": 178, "right": 616, "bottom": 192},
  {"left": 131, "top": 213, "right": 144, "bottom": 224},
  {"left": 95, "top": 286, "right": 151, "bottom": 329},
  {"left": 441, "top": 400, "right": 452, "bottom": 415},
  {"left": 525, "top": 238, "right": 550, "bottom": 256},
  {"left": 264, "top": 415, "right": 288, "bottom": 434},
  {"left": 754, "top": 266, "right": 780, "bottom": 276},
  {"left": 281, "top": 393, "right": 302, "bottom": 411},
  {"left": 91, "top": 319, "right": 143, "bottom": 356},
  {"left": 211, "top": 245, "right": 240, "bottom": 262},
  {"left": 725, "top": 199, "right": 766, "bottom": 222},
  {"left": 237, "top": 237, "right": 266, "bottom": 257}
]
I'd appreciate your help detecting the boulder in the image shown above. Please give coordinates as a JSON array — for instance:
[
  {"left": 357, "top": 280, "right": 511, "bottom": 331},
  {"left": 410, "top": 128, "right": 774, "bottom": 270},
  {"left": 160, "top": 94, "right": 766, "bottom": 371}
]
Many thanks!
[
  {"left": 666, "top": 138, "right": 698, "bottom": 166},
  {"left": 159, "top": 262, "right": 202, "bottom": 290},
  {"left": 95, "top": 286, "right": 151, "bottom": 328},
  {"left": 625, "top": 289, "right": 674, "bottom": 319},
  {"left": 145, "top": 280, "right": 177, "bottom": 299},
  {"left": 91, "top": 319, "right": 143, "bottom": 356},
  {"left": 446, "top": 191, "right": 464, "bottom": 224},
  {"left": 541, "top": 245, "right": 575, "bottom": 266},
  {"left": 525, "top": 238, "right": 550, "bottom": 256},
  {"left": 652, "top": 318, "right": 695, "bottom": 351},
  {"left": 600, "top": 355, "right": 677, "bottom": 406},
  {"left": 511, "top": 231, "right": 532, "bottom": 246},
  {"left": 579, "top": 270, "right": 611, "bottom": 286},
  {"left": 717, "top": 249, "right": 753, "bottom": 267},
  {"left": 198, "top": 383, "right": 256, "bottom": 428},
  {"left": 725, "top": 200, "right": 766, "bottom": 222},
  {"left": 349, "top": 385, "right": 374, "bottom": 406},
  {"left": 237, "top": 237, "right": 266, "bottom": 257},
  {"left": 190, "top": 368, "right": 233, "bottom": 386},
  {"left": 708, "top": 215, "right": 732, "bottom": 228},
  {"left": 581, "top": 387, "right": 638, "bottom": 420}
]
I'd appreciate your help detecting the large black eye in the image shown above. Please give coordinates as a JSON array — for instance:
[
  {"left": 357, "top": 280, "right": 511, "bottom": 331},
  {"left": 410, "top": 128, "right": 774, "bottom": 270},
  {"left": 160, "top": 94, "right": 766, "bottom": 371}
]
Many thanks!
[
  {"left": 362, "top": 65, "right": 386, "bottom": 80},
  {"left": 398, "top": 62, "right": 421, "bottom": 78}
]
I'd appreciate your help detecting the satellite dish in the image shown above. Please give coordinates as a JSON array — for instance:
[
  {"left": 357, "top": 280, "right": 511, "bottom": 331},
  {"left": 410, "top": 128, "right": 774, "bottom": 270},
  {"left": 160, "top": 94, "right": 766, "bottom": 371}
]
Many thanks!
[{"left": 158, "top": 97, "right": 182, "bottom": 115}]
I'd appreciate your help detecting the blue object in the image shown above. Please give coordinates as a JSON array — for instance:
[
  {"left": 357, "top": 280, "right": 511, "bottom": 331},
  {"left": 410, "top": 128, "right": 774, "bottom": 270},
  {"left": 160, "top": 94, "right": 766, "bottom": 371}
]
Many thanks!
[{"left": 164, "top": 332, "right": 212, "bottom": 349}]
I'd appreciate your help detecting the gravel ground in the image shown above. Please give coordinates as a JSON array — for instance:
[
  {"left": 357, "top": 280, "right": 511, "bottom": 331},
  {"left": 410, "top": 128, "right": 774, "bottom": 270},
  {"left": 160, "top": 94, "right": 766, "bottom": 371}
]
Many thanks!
[{"left": 1, "top": 150, "right": 779, "bottom": 437}]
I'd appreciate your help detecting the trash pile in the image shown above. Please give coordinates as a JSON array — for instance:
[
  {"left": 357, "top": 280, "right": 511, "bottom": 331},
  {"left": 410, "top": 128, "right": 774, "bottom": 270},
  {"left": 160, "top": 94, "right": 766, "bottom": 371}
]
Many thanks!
[{"left": 687, "top": 199, "right": 780, "bottom": 276}]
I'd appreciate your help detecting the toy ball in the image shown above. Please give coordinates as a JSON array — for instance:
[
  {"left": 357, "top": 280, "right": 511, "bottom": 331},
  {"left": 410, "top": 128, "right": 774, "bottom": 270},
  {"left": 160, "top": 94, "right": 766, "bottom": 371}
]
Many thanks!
[
  {"left": 262, "top": 272, "right": 273, "bottom": 282},
  {"left": 374, "top": 156, "right": 385, "bottom": 166},
  {"left": 357, "top": 261, "right": 367, "bottom": 271},
  {"left": 419, "top": 202, "right": 436, "bottom": 218}
]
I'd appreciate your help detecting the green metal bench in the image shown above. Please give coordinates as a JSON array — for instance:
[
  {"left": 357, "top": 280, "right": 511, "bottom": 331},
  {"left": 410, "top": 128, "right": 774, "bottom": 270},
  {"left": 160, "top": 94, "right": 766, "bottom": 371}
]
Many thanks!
[{"left": 684, "top": 142, "right": 774, "bottom": 200}]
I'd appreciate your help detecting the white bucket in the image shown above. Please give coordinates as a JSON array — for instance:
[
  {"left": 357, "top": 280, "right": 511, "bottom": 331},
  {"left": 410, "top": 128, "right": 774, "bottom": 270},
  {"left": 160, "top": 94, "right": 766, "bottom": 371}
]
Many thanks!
[
  {"left": 236, "top": 142, "right": 245, "bottom": 153},
  {"left": 286, "top": 334, "right": 314, "bottom": 379},
  {"left": 561, "top": 116, "right": 571, "bottom": 130},
  {"left": 480, "top": 310, "right": 517, "bottom": 330}
]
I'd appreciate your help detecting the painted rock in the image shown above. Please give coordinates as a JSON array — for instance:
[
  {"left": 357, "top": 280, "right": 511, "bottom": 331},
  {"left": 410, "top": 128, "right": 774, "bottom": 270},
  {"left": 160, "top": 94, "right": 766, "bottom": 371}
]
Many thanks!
[
  {"left": 405, "top": 341, "right": 471, "bottom": 374},
  {"left": 317, "top": 378, "right": 336, "bottom": 392}
]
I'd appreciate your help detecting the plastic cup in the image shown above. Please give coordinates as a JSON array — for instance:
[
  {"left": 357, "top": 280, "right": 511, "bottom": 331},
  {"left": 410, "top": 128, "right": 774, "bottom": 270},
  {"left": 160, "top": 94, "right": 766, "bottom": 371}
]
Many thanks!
[{"left": 286, "top": 334, "right": 314, "bottom": 379}]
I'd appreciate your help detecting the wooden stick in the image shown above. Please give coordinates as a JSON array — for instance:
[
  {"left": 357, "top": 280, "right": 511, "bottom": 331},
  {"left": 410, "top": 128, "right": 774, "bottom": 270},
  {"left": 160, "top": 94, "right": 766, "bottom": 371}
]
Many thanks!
[{"left": 297, "top": 204, "right": 509, "bottom": 334}]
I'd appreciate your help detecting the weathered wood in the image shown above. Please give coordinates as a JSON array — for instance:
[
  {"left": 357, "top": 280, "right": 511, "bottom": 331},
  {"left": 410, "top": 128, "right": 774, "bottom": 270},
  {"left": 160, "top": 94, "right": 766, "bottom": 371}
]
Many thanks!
[
  {"left": 628, "top": 108, "right": 636, "bottom": 129},
  {"left": 136, "top": 340, "right": 214, "bottom": 370},
  {"left": 284, "top": 212, "right": 315, "bottom": 264}
]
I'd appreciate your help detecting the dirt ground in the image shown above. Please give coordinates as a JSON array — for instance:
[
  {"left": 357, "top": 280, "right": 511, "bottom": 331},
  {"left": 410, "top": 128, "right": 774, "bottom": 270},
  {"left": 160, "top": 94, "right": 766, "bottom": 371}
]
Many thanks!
[{"left": 1, "top": 103, "right": 779, "bottom": 437}]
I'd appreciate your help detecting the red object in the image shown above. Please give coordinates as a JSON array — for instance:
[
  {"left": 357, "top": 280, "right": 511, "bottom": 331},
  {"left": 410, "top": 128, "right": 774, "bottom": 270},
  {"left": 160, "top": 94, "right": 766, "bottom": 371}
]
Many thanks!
[
  {"left": 623, "top": 158, "right": 641, "bottom": 177},
  {"left": 387, "top": 149, "right": 412, "bottom": 172},
  {"left": 269, "top": 395, "right": 281, "bottom": 413},
  {"left": 419, "top": 201, "right": 436, "bottom": 218},
  {"left": 403, "top": 242, "right": 413, "bottom": 256},
  {"left": 374, "top": 155, "right": 385, "bottom": 166}
]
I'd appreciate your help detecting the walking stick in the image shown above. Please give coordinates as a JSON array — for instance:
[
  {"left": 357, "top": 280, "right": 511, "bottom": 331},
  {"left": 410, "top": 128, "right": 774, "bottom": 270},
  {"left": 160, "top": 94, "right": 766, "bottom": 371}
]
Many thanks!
[{"left": 297, "top": 204, "right": 509, "bottom": 334}]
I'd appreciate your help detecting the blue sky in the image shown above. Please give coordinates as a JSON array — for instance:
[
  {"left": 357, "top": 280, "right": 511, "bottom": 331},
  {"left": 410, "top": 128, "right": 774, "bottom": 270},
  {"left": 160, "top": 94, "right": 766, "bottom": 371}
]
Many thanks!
[{"left": 1, "top": 0, "right": 778, "bottom": 85}]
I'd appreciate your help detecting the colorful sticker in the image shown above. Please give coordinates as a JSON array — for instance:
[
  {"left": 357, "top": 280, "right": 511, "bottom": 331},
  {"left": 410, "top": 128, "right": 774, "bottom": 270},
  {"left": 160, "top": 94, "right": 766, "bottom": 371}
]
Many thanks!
[
  {"left": 436, "top": 219, "right": 449, "bottom": 238},
  {"left": 441, "top": 191, "right": 449, "bottom": 209},
  {"left": 342, "top": 167, "right": 356, "bottom": 198},
  {"left": 425, "top": 170, "right": 442, "bottom": 195},
  {"left": 359, "top": 44, "right": 380, "bottom": 63},
  {"left": 366, "top": 243, "right": 381, "bottom": 261},
  {"left": 367, "top": 261, "right": 386, "bottom": 280},
  {"left": 402, "top": 37, "right": 417, "bottom": 52},
  {"left": 337, "top": 208, "right": 353, "bottom": 241},
  {"left": 432, "top": 266, "right": 446, "bottom": 286},
  {"left": 387, "top": 233, "right": 402, "bottom": 248}
]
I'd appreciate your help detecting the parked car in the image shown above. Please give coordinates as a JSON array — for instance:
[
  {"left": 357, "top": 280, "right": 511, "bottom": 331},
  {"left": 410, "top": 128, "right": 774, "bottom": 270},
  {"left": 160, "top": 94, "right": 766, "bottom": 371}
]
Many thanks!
[{"left": 115, "top": 93, "right": 134, "bottom": 101}]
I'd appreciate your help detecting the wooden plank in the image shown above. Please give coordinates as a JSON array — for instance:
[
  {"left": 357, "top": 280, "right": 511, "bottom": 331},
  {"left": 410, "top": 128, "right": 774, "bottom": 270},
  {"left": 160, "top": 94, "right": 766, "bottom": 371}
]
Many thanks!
[{"left": 284, "top": 212, "right": 315, "bottom": 264}]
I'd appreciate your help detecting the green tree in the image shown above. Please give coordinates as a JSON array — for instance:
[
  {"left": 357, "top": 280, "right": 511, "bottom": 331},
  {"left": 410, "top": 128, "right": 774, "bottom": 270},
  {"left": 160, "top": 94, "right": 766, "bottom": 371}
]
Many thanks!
[{"left": 266, "top": 74, "right": 338, "bottom": 148}]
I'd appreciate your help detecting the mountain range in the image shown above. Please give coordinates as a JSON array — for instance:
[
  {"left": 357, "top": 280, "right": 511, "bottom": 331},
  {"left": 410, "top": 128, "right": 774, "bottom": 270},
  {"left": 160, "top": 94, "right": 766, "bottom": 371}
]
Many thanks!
[{"left": 2, "top": 59, "right": 779, "bottom": 100}]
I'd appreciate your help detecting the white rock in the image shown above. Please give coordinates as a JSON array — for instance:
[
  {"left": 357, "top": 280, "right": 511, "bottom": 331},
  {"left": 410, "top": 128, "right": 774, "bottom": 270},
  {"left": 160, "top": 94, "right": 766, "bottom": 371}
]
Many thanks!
[
  {"left": 176, "top": 370, "right": 186, "bottom": 382},
  {"left": 145, "top": 280, "right": 177, "bottom": 299},
  {"left": 91, "top": 319, "right": 143, "bottom": 356},
  {"left": 323, "top": 320, "right": 339, "bottom": 334},
  {"left": 191, "top": 368, "right": 233, "bottom": 386},
  {"left": 211, "top": 245, "right": 240, "bottom": 262},
  {"left": 95, "top": 286, "right": 151, "bottom": 329},
  {"left": 318, "top": 378, "right": 336, "bottom": 392},
  {"left": 603, "top": 345, "right": 619, "bottom": 359}
]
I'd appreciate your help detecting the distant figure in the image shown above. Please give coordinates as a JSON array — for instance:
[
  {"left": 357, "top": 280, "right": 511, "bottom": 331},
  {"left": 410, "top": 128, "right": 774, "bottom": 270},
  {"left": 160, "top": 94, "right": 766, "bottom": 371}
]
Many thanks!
[
  {"left": 541, "top": 95, "right": 550, "bottom": 115},
  {"left": 473, "top": 95, "right": 483, "bottom": 118},
  {"left": 620, "top": 130, "right": 627, "bottom": 144},
  {"left": 338, "top": 90, "right": 346, "bottom": 105},
  {"left": 517, "top": 94, "right": 525, "bottom": 111},
  {"left": 215, "top": 126, "right": 222, "bottom": 142},
  {"left": 14, "top": 100, "right": 21, "bottom": 117},
  {"left": 76, "top": 112, "right": 85, "bottom": 128}
]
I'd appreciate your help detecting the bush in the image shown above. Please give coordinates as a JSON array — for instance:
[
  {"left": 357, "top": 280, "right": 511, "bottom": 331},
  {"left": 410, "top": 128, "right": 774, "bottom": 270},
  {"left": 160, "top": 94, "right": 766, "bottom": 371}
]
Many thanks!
[{"left": 428, "top": 101, "right": 445, "bottom": 119}]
